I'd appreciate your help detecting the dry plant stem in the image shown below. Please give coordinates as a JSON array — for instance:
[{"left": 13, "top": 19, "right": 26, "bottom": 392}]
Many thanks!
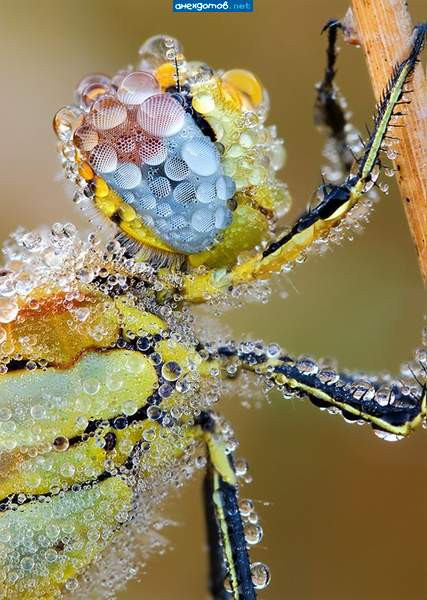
[{"left": 350, "top": 0, "right": 427, "bottom": 284}]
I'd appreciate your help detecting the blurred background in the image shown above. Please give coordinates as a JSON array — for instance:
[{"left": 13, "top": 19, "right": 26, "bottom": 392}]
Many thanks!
[{"left": 0, "top": 0, "right": 426, "bottom": 598}]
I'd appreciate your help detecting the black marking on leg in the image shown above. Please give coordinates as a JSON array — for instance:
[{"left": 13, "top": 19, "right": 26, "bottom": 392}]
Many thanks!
[
  {"left": 262, "top": 181, "right": 353, "bottom": 258},
  {"left": 218, "top": 474, "right": 256, "bottom": 600},
  {"left": 214, "top": 345, "right": 424, "bottom": 434}
]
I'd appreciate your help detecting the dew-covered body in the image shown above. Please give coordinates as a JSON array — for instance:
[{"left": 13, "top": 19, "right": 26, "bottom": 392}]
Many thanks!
[
  {"left": 0, "top": 290, "right": 214, "bottom": 598},
  {"left": 0, "top": 22, "right": 426, "bottom": 600}
]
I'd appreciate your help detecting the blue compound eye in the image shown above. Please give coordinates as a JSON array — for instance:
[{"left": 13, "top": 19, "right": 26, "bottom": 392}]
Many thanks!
[
  {"left": 99, "top": 107, "right": 235, "bottom": 254},
  {"left": 181, "top": 137, "right": 220, "bottom": 176},
  {"left": 69, "top": 68, "right": 238, "bottom": 255}
]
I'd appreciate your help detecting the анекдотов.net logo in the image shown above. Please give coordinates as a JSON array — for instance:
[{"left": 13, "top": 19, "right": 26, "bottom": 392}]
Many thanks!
[{"left": 173, "top": 1, "right": 253, "bottom": 12}]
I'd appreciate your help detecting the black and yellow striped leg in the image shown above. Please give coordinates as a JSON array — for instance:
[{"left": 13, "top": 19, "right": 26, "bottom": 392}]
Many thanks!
[
  {"left": 199, "top": 413, "right": 256, "bottom": 600},
  {"left": 182, "top": 24, "right": 426, "bottom": 301},
  {"left": 215, "top": 345, "right": 427, "bottom": 439},
  {"left": 271, "top": 358, "right": 426, "bottom": 439}
]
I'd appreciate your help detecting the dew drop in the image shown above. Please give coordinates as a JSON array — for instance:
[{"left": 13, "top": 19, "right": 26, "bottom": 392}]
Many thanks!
[
  {"left": 83, "top": 378, "right": 101, "bottom": 395},
  {"left": 239, "top": 498, "right": 254, "bottom": 517},
  {"left": 65, "top": 578, "right": 79, "bottom": 592},
  {"left": 161, "top": 361, "right": 182, "bottom": 381},
  {"left": 245, "top": 523, "right": 263, "bottom": 545},
  {"left": 374, "top": 430, "right": 404, "bottom": 442},
  {"left": 53, "top": 436, "right": 70, "bottom": 452},
  {"left": 250, "top": 562, "right": 271, "bottom": 589},
  {"left": 0, "top": 298, "right": 18, "bottom": 323}
]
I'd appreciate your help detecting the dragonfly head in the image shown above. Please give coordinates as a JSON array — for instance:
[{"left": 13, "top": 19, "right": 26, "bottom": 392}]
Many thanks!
[{"left": 54, "top": 35, "right": 290, "bottom": 269}]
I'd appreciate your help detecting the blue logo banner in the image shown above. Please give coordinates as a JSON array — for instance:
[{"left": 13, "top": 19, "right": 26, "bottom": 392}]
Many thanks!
[{"left": 173, "top": 1, "right": 253, "bottom": 12}]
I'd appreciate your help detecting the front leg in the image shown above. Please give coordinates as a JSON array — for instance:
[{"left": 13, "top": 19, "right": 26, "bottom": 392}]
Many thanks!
[
  {"left": 314, "top": 19, "right": 356, "bottom": 177},
  {"left": 182, "top": 24, "right": 426, "bottom": 302}
]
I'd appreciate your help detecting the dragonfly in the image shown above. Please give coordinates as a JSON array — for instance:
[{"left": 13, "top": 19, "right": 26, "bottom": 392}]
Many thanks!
[{"left": 0, "top": 18, "right": 425, "bottom": 600}]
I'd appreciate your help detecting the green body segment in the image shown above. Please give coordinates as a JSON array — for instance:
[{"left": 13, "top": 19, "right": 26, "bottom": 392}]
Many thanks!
[
  {"left": 0, "top": 350, "right": 157, "bottom": 451},
  {"left": 0, "top": 477, "right": 132, "bottom": 600}
]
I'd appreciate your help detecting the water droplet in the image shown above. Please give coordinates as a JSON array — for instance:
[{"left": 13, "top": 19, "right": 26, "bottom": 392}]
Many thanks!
[
  {"left": 235, "top": 458, "right": 249, "bottom": 477},
  {"left": 113, "top": 416, "right": 128, "bottom": 430},
  {"left": 0, "top": 407, "right": 12, "bottom": 421},
  {"left": 53, "top": 436, "right": 70, "bottom": 452},
  {"left": 83, "top": 378, "right": 101, "bottom": 395},
  {"left": 20, "top": 557, "right": 34, "bottom": 572},
  {"left": 65, "top": 578, "right": 79, "bottom": 592},
  {"left": 0, "top": 298, "right": 18, "bottom": 323},
  {"left": 161, "top": 361, "right": 182, "bottom": 381},
  {"left": 350, "top": 381, "right": 376, "bottom": 402},
  {"left": 239, "top": 498, "right": 254, "bottom": 517},
  {"left": 250, "top": 562, "right": 271, "bottom": 589},
  {"left": 245, "top": 523, "right": 263, "bottom": 545},
  {"left": 318, "top": 369, "right": 340, "bottom": 385},
  {"left": 375, "top": 386, "right": 393, "bottom": 407},
  {"left": 147, "top": 405, "right": 162, "bottom": 420},
  {"left": 374, "top": 430, "right": 404, "bottom": 442},
  {"left": 296, "top": 358, "right": 318, "bottom": 376},
  {"left": 123, "top": 401, "right": 138, "bottom": 416},
  {"left": 159, "top": 383, "right": 173, "bottom": 398}
]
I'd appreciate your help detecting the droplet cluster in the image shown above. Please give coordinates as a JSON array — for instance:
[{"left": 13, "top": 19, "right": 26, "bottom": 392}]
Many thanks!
[
  {"left": 208, "top": 338, "right": 427, "bottom": 442},
  {"left": 54, "top": 34, "right": 290, "bottom": 262},
  {"left": 0, "top": 223, "right": 227, "bottom": 598},
  {"left": 74, "top": 81, "right": 234, "bottom": 253}
]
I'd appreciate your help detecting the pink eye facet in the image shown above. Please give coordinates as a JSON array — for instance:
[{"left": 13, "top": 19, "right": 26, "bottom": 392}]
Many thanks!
[
  {"left": 137, "top": 94, "right": 185, "bottom": 138},
  {"left": 89, "top": 144, "right": 118, "bottom": 173},
  {"left": 137, "top": 136, "right": 167, "bottom": 166},
  {"left": 89, "top": 96, "right": 128, "bottom": 131},
  {"left": 73, "top": 126, "right": 99, "bottom": 152}
]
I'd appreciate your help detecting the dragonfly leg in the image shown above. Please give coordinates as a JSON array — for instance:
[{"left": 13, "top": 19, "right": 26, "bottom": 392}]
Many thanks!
[
  {"left": 209, "top": 342, "right": 427, "bottom": 440},
  {"left": 314, "top": 19, "right": 357, "bottom": 178},
  {"left": 182, "top": 25, "right": 426, "bottom": 302},
  {"left": 197, "top": 412, "right": 257, "bottom": 600}
]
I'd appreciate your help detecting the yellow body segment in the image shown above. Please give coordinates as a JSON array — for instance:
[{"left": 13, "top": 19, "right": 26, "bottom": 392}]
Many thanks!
[
  {"left": 2, "top": 289, "right": 119, "bottom": 366},
  {"left": 0, "top": 294, "right": 208, "bottom": 598}
]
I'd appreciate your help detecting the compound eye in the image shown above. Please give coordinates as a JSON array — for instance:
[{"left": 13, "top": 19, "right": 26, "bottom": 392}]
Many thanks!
[
  {"left": 61, "top": 74, "right": 236, "bottom": 255},
  {"left": 181, "top": 138, "right": 219, "bottom": 177},
  {"left": 137, "top": 94, "right": 186, "bottom": 137}
]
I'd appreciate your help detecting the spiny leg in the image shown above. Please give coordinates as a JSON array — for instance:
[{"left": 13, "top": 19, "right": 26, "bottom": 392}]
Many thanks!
[
  {"left": 314, "top": 19, "right": 355, "bottom": 178},
  {"left": 198, "top": 412, "right": 257, "bottom": 600},
  {"left": 207, "top": 342, "right": 427, "bottom": 441},
  {"left": 182, "top": 24, "right": 426, "bottom": 302},
  {"left": 244, "top": 23, "right": 426, "bottom": 269}
]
